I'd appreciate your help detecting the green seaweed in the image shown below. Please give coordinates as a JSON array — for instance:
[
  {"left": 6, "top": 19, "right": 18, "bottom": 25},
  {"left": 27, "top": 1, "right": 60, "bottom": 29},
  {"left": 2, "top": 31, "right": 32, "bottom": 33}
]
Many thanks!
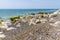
[{"left": 10, "top": 16, "right": 20, "bottom": 22}]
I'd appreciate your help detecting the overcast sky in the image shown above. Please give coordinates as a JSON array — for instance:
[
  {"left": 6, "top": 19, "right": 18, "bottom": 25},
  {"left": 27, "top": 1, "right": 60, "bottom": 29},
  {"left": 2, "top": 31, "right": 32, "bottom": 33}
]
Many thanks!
[{"left": 0, "top": 0, "right": 60, "bottom": 9}]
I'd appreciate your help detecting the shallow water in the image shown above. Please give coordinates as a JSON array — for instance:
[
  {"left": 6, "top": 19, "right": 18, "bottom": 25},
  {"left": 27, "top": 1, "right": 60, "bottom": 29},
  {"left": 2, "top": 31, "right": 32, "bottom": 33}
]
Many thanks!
[{"left": 0, "top": 9, "right": 58, "bottom": 19}]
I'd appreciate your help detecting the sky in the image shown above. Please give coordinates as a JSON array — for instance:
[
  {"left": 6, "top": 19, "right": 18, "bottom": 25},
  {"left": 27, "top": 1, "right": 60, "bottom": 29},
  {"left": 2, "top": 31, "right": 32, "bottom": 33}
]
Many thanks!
[{"left": 0, "top": 0, "right": 60, "bottom": 9}]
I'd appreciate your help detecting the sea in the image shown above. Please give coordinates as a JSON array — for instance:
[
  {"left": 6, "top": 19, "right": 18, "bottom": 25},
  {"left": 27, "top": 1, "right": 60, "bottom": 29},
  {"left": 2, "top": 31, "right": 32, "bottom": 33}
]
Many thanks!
[{"left": 0, "top": 9, "right": 58, "bottom": 19}]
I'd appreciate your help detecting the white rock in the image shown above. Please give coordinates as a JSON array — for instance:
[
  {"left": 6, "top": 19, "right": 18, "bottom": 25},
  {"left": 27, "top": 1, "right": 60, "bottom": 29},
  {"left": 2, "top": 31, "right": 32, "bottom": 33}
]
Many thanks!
[
  {"left": 7, "top": 27, "right": 16, "bottom": 31},
  {"left": 35, "top": 19, "right": 40, "bottom": 23},
  {"left": 40, "top": 19, "right": 47, "bottom": 23},
  {"left": 55, "top": 21, "right": 60, "bottom": 26},
  {"left": 49, "top": 18, "right": 53, "bottom": 22},
  {"left": 16, "top": 23, "right": 21, "bottom": 27},
  {"left": 0, "top": 34, "right": 6, "bottom": 38},
  {"left": 29, "top": 21, "right": 36, "bottom": 25},
  {"left": 50, "top": 21, "right": 60, "bottom": 27},
  {"left": 29, "top": 32, "right": 33, "bottom": 36},
  {"left": 57, "top": 32, "right": 60, "bottom": 35},
  {"left": 29, "top": 18, "right": 36, "bottom": 25},
  {"left": 0, "top": 32, "right": 3, "bottom": 34},
  {"left": 0, "top": 24, "right": 8, "bottom": 29},
  {"left": 0, "top": 21, "right": 9, "bottom": 29},
  {"left": 49, "top": 18, "right": 56, "bottom": 23},
  {"left": 4, "top": 20, "right": 11, "bottom": 26}
]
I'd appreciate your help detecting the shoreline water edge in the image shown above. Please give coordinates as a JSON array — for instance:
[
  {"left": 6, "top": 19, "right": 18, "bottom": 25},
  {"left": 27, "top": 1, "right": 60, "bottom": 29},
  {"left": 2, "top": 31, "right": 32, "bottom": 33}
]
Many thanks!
[{"left": 0, "top": 9, "right": 58, "bottom": 18}]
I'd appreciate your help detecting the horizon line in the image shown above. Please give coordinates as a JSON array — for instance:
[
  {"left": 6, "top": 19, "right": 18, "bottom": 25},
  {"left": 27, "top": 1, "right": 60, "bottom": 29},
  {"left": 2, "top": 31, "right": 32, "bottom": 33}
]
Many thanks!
[{"left": 0, "top": 8, "right": 59, "bottom": 9}]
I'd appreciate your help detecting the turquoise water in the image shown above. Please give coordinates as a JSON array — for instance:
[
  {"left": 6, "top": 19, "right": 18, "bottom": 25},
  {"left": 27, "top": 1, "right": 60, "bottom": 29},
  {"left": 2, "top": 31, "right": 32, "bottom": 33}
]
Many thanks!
[{"left": 0, "top": 9, "right": 58, "bottom": 19}]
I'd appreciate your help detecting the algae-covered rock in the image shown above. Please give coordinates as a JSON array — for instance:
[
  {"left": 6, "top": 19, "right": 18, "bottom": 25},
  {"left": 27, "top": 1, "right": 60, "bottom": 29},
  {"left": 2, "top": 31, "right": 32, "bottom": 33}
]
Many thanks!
[
  {"left": 0, "top": 20, "right": 3, "bottom": 24},
  {"left": 38, "top": 12, "right": 48, "bottom": 18},
  {"left": 10, "top": 16, "right": 20, "bottom": 22}
]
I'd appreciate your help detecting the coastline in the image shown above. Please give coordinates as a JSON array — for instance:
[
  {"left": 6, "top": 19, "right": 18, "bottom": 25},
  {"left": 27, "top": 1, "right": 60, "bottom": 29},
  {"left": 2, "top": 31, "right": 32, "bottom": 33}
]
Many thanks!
[{"left": 0, "top": 9, "right": 60, "bottom": 40}]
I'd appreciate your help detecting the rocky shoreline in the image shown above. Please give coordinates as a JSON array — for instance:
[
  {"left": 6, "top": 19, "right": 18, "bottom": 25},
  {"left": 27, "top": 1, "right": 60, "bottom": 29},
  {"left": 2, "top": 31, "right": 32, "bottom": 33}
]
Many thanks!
[{"left": 0, "top": 9, "right": 60, "bottom": 40}]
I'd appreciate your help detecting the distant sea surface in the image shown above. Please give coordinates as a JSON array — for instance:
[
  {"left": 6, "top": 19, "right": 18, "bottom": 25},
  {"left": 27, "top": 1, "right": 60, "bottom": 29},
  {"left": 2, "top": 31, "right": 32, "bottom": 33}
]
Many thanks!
[{"left": 0, "top": 9, "right": 58, "bottom": 19}]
